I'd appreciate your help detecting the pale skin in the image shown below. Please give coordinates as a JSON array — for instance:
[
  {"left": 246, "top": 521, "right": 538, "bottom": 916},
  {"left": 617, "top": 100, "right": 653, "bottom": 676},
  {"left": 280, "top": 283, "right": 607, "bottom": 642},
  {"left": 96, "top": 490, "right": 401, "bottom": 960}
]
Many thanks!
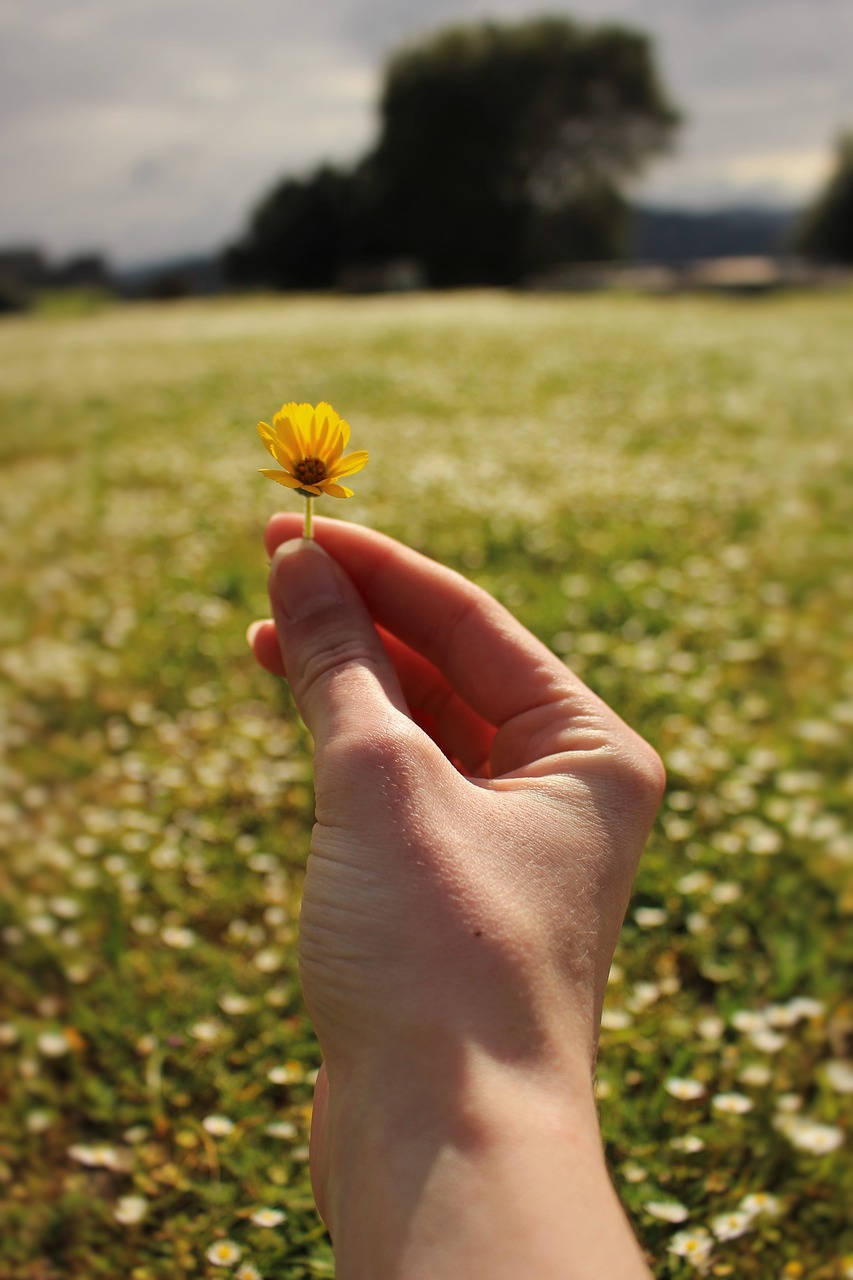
[{"left": 248, "top": 513, "right": 664, "bottom": 1280}]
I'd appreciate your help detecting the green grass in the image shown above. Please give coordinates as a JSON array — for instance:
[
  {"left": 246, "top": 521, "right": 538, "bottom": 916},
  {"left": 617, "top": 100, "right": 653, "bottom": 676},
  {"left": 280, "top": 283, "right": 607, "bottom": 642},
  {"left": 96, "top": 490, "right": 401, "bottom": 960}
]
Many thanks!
[{"left": 1, "top": 289, "right": 851, "bottom": 1278}]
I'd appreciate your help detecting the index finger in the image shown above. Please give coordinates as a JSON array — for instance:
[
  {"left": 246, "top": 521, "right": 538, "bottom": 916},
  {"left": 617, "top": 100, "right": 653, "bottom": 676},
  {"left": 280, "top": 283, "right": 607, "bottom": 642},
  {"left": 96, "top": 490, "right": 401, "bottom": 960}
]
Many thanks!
[{"left": 264, "top": 514, "right": 612, "bottom": 743}]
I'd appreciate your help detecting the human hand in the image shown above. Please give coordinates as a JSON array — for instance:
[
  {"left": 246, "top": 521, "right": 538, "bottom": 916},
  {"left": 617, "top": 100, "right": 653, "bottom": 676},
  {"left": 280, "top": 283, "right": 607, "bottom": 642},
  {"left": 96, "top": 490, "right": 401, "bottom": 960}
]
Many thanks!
[{"left": 248, "top": 515, "right": 663, "bottom": 1278}]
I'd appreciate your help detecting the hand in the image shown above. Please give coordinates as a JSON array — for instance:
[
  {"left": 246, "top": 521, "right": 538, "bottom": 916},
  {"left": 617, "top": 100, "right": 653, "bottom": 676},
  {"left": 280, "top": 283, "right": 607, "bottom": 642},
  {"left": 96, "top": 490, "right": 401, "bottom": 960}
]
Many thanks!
[{"left": 249, "top": 514, "right": 663, "bottom": 1279}]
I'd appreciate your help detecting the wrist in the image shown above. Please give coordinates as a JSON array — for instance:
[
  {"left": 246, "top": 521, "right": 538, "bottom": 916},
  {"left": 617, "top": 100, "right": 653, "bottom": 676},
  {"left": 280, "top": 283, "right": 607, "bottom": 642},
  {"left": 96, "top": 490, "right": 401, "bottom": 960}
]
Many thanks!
[{"left": 319, "top": 1042, "right": 649, "bottom": 1280}]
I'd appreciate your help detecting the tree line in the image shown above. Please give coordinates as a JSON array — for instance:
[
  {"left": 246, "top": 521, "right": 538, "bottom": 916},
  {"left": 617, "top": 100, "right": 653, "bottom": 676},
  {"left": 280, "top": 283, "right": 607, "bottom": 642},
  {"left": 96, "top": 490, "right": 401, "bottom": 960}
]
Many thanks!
[{"left": 224, "top": 17, "right": 853, "bottom": 291}]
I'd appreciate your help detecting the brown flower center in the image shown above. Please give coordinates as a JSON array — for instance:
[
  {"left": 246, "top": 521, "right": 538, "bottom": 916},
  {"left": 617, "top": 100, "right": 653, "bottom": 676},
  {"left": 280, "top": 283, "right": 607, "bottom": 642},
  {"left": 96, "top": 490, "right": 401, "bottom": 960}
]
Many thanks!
[{"left": 294, "top": 457, "right": 327, "bottom": 485}]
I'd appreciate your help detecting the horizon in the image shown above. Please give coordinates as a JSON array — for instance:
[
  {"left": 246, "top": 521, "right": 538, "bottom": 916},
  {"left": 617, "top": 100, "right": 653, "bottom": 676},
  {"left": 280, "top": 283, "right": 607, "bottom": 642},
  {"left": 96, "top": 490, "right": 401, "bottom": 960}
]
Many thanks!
[{"left": 3, "top": 201, "right": 798, "bottom": 279}]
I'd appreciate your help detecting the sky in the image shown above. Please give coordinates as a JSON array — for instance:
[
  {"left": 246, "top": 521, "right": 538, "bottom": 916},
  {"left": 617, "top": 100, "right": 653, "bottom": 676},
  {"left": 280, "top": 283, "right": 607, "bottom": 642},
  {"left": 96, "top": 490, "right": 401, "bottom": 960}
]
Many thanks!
[{"left": 1, "top": 0, "right": 851, "bottom": 267}]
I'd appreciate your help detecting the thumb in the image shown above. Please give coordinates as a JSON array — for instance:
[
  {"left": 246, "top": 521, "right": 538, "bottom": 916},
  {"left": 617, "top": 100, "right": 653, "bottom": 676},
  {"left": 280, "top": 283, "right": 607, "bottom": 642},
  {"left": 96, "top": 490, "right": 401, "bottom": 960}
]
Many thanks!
[{"left": 268, "top": 537, "right": 407, "bottom": 745}]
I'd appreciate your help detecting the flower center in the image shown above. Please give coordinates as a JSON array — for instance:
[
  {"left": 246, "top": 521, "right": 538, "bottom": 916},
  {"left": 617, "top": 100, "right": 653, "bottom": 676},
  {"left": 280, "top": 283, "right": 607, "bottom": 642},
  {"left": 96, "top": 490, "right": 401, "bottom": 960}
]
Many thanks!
[{"left": 294, "top": 457, "right": 327, "bottom": 485}]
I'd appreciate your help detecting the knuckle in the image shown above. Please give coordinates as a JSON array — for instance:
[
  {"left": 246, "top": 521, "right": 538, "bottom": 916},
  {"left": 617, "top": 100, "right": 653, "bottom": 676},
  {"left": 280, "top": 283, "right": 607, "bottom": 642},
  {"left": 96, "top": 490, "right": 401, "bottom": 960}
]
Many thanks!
[
  {"left": 324, "top": 715, "right": 410, "bottom": 772},
  {"left": 613, "top": 739, "right": 667, "bottom": 814},
  {"left": 295, "top": 633, "right": 381, "bottom": 698},
  {"left": 636, "top": 742, "right": 667, "bottom": 805},
  {"left": 316, "top": 714, "right": 435, "bottom": 828}
]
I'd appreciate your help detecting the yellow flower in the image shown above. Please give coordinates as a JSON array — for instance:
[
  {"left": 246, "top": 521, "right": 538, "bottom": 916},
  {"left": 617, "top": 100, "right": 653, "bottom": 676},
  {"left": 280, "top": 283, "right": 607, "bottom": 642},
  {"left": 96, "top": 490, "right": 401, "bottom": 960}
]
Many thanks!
[{"left": 257, "top": 401, "right": 367, "bottom": 498}]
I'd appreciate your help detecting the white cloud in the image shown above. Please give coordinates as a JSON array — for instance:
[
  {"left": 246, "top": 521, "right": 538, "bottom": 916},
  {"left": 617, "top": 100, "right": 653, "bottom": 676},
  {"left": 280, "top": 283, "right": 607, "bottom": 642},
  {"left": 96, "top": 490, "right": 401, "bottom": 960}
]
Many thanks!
[
  {"left": 636, "top": 144, "right": 836, "bottom": 210},
  {"left": 0, "top": 16, "right": 378, "bottom": 262},
  {"left": 728, "top": 148, "right": 835, "bottom": 196}
]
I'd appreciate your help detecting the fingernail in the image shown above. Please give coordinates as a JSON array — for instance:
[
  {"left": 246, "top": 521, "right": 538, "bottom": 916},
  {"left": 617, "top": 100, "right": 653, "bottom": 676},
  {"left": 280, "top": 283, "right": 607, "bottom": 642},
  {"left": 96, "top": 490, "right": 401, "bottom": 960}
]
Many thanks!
[
  {"left": 246, "top": 620, "right": 264, "bottom": 647},
  {"left": 270, "top": 539, "right": 343, "bottom": 622}
]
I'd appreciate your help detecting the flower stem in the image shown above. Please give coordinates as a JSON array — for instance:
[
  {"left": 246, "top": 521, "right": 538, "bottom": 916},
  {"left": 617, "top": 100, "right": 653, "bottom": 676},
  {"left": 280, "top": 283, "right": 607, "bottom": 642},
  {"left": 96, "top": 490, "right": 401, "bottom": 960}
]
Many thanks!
[{"left": 303, "top": 495, "right": 314, "bottom": 540}]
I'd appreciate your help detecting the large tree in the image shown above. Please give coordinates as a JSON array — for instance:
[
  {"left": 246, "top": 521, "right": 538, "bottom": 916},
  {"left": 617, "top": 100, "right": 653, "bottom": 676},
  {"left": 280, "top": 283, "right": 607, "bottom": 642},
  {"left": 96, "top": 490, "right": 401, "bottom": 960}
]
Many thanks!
[
  {"left": 795, "top": 132, "right": 853, "bottom": 264},
  {"left": 225, "top": 16, "right": 680, "bottom": 288},
  {"left": 365, "top": 18, "right": 679, "bottom": 283}
]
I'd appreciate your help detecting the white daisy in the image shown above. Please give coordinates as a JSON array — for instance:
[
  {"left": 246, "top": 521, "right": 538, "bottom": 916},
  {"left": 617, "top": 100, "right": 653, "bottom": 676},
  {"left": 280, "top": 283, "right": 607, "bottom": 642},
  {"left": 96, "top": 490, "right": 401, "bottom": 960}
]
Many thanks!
[
  {"left": 665, "top": 1077, "right": 707, "bottom": 1101},
  {"left": 600, "top": 1009, "right": 632, "bottom": 1030},
  {"left": 206, "top": 1240, "right": 243, "bottom": 1267},
  {"left": 785, "top": 996, "right": 824, "bottom": 1020},
  {"left": 670, "top": 1134, "right": 705, "bottom": 1154},
  {"left": 219, "top": 993, "right": 252, "bottom": 1016},
  {"left": 161, "top": 925, "right": 197, "bottom": 949},
  {"left": 711, "top": 1210, "right": 753, "bottom": 1240},
  {"left": 748, "top": 1028, "right": 787, "bottom": 1054},
  {"left": 37, "top": 1031, "right": 71, "bottom": 1058},
  {"left": 738, "top": 1063, "right": 772, "bottom": 1086},
  {"left": 189, "top": 1019, "right": 224, "bottom": 1043},
  {"left": 250, "top": 1207, "right": 286, "bottom": 1227},
  {"left": 824, "top": 1060, "right": 853, "bottom": 1094},
  {"left": 264, "top": 1121, "right": 297, "bottom": 1140},
  {"left": 253, "top": 949, "right": 284, "bottom": 973},
  {"left": 634, "top": 906, "right": 667, "bottom": 929},
  {"left": 114, "top": 1195, "right": 149, "bottom": 1225},
  {"left": 712, "top": 1092, "right": 753, "bottom": 1115},
  {"left": 202, "top": 1115, "right": 235, "bottom": 1137},
  {"left": 25, "top": 1110, "right": 54, "bottom": 1134},
  {"left": 645, "top": 1200, "right": 689, "bottom": 1223},
  {"left": 267, "top": 1062, "right": 304, "bottom": 1085},
  {"left": 731, "top": 1009, "right": 767, "bottom": 1034},
  {"left": 739, "top": 1192, "right": 781, "bottom": 1217},
  {"left": 236, "top": 1265, "right": 263, "bottom": 1280},
  {"left": 668, "top": 1227, "right": 713, "bottom": 1266},
  {"left": 775, "top": 1116, "right": 844, "bottom": 1154}
]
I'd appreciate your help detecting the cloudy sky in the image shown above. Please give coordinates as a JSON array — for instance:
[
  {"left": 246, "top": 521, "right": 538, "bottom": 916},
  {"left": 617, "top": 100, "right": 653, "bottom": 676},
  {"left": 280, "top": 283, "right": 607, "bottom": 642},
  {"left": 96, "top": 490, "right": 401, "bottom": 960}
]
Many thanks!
[{"left": 1, "top": 0, "right": 851, "bottom": 266}]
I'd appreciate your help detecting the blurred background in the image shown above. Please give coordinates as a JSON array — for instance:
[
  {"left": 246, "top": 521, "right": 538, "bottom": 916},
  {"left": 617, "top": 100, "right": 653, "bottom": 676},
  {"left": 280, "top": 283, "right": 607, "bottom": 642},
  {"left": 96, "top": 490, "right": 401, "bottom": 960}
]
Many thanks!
[
  {"left": 1, "top": 4, "right": 851, "bottom": 1279},
  {"left": 1, "top": 0, "right": 852, "bottom": 301}
]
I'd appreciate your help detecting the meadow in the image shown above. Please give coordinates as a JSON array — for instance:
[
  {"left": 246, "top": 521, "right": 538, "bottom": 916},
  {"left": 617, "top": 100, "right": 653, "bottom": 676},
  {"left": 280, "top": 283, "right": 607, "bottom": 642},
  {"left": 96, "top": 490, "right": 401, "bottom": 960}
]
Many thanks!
[{"left": 0, "top": 287, "right": 851, "bottom": 1278}]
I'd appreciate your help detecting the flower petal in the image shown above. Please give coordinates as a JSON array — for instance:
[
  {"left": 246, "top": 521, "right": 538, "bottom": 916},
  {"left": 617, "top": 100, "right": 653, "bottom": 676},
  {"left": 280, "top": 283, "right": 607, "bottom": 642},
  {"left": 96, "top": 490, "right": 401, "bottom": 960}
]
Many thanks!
[
  {"left": 291, "top": 403, "right": 314, "bottom": 434},
  {"left": 258, "top": 469, "right": 302, "bottom": 489},
  {"left": 314, "top": 412, "right": 333, "bottom": 460},
  {"left": 325, "top": 428, "right": 346, "bottom": 468},
  {"left": 258, "top": 422, "right": 291, "bottom": 467},
  {"left": 271, "top": 414, "right": 304, "bottom": 465},
  {"left": 276, "top": 402, "right": 306, "bottom": 436},
  {"left": 305, "top": 409, "right": 319, "bottom": 454},
  {"left": 314, "top": 401, "right": 340, "bottom": 431},
  {"left": 315, "top": 402, "right": 340, "bottom": 453},
  {"left": 319, "top": 481, "right": 354, "bottom": 498},
  {"left": 328, "top": 450, "right": 369, "bottom": 480}
]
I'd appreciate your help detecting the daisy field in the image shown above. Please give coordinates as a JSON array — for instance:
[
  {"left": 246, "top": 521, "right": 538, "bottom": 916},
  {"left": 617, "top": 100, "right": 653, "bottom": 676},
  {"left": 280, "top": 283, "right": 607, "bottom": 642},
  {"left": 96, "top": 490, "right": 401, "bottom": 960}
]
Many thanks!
[{"left": 0, "top": 288, "right": 851, "bottom": 1278}]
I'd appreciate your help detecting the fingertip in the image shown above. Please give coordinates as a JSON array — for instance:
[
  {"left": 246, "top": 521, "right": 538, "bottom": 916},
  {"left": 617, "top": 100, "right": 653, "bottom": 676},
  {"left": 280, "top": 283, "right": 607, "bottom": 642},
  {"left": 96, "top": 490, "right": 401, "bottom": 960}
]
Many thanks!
[
  {"left": 265, "top": 512, "right": 306, "bottom": 558},
  {"left": 269, "top": 537, "right": 344, "bottom": 622},
  {"left": 248, "top": 618, "right": 287, "bottom": 677}
]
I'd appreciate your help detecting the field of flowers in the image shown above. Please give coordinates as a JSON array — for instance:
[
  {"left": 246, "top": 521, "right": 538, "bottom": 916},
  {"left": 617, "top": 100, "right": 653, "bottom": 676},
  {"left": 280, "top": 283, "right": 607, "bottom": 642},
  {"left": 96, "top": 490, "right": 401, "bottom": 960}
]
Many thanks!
[{"left": 0, "top": 288, "right": 851, "bottom": 1278}]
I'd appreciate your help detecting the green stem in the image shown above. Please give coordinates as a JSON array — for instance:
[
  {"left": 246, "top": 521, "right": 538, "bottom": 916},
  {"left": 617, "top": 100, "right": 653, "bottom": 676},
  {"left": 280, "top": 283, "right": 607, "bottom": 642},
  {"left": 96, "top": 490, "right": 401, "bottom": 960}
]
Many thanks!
[{"left": 304, "top": 495, "right": 314, "bottom": 540}]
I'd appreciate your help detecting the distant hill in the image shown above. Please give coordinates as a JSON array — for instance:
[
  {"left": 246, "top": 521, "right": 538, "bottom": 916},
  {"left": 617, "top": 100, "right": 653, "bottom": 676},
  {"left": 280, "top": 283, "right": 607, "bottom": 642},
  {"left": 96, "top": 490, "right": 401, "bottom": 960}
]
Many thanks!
[
  {"left": 627, "top": 205, "right": 799, "bottom": 263},
  {"left": 117, "top": 255, "right": 224, "bottom": 298}
]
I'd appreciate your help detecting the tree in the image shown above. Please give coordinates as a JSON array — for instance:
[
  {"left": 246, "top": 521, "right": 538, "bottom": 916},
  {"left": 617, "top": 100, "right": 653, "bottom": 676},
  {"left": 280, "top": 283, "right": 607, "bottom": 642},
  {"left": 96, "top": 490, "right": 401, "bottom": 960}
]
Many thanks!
[
  {"left": 224, "top": 16, "right": 680, "bottom": 289},
  {"left": 224, "top": 165, "right": 358, "bottom": 290},
  {"left": 362, "top": 18, "right": 680, "bottom": 284},
  {"left": 795, "top": 132, "right": 853, "bottom": 264}
]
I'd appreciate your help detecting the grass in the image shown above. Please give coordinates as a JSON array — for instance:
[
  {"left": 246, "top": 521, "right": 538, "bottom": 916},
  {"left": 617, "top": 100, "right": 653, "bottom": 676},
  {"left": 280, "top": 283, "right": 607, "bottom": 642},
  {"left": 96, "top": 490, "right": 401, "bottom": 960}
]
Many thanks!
[{"left": 0, "top": 288, "right": 851, "bottom": 1278}]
